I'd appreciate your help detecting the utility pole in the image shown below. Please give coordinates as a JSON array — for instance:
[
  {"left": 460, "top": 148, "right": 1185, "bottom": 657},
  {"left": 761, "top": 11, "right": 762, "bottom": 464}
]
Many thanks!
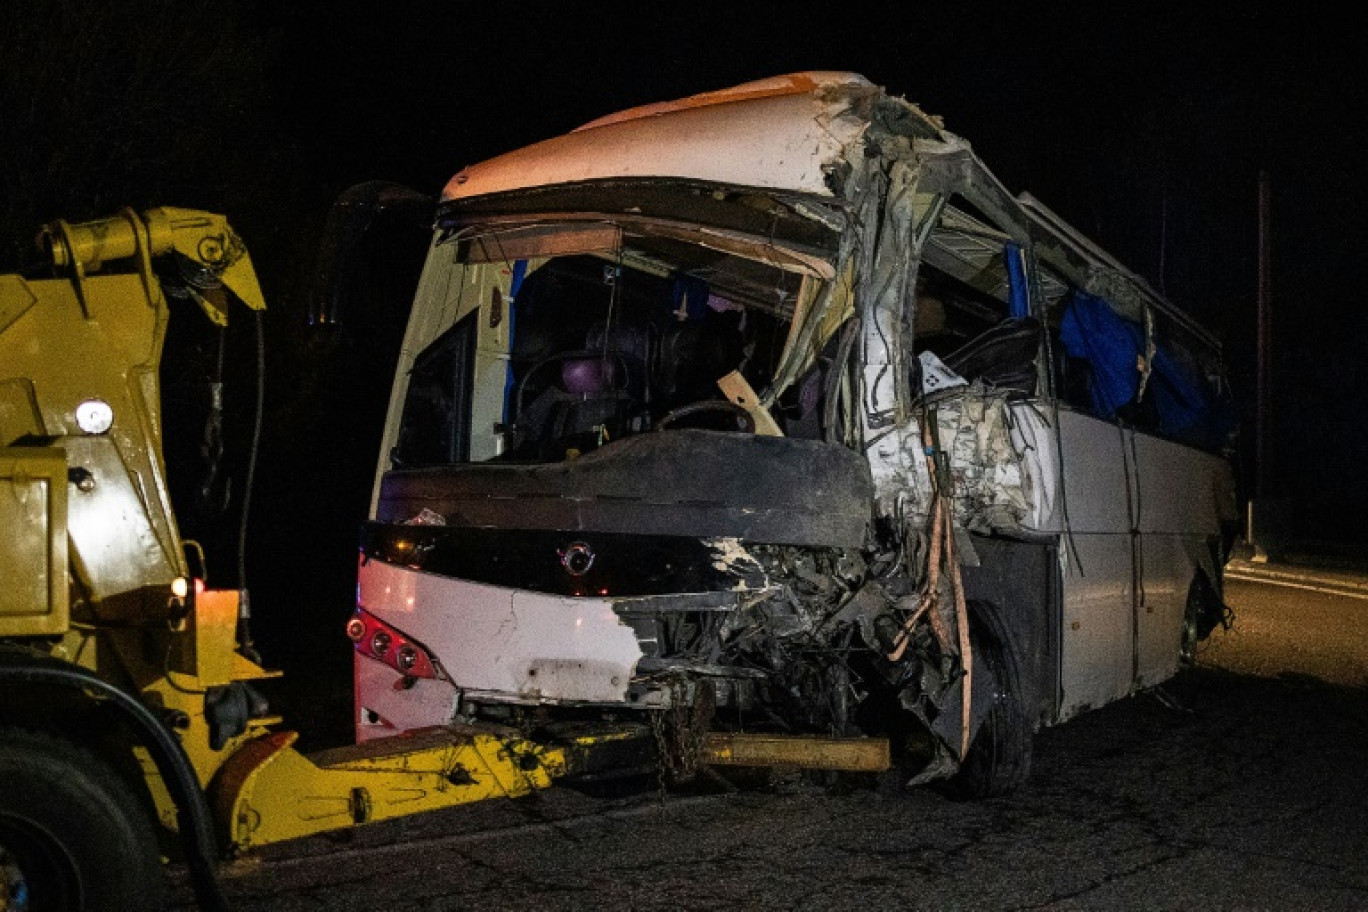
[{"left": 1249, "top": 169, "right": 1273, "bottom": 562}]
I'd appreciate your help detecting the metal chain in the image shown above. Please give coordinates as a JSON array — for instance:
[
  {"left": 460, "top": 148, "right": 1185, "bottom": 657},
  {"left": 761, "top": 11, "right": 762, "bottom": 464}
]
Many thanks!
[
  {"left": 650, "top": 699, "right": 670, "bottom": 806},
  {"left": 648, "top": 675, "right": 716, "bottom": 801},
  {"left": 679, "top": 677, "right": 714, "bottom": 781}
]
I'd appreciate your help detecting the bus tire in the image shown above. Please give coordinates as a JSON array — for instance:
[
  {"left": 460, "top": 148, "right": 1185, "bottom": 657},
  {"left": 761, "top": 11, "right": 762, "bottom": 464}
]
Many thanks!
[
  {"left": 941, "top": 617, "right": 1033, "bottom": 800},
  {"left": 0, "top": 727, "right": 163, "bottom": 912},
  {"left": 1181, "top": 573, "right": 1225, "bottom": 668}
]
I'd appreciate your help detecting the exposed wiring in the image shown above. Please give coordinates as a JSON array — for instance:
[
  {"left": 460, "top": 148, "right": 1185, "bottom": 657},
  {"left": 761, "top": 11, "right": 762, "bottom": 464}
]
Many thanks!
[
  {"left": 1038, "top": 304, "right": 1085, "bottom": 574},
  {"left": 234, "top": 310, "right": 265, "bottom": 660}
]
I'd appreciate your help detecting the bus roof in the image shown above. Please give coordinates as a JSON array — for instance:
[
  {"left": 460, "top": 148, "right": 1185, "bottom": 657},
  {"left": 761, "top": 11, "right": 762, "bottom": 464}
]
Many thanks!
[{"left": 441, "top": 72, "right": 944, "bottom": 202}]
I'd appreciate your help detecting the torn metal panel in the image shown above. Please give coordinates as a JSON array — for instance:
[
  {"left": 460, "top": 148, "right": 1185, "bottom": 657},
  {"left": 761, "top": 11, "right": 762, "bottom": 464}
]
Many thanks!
[
  {"left": 867, "top": 384, "right": 1060, "bottom": 535},
  {"left": 854, "top": 154, "right": 920, "bottom": 431}
]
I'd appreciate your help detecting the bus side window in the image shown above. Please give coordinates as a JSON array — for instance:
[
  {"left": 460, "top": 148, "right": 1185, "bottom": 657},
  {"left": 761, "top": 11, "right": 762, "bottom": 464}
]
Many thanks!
[
  {"left": 393, "top": 312, "right": 477, "bottom": 467},
  {"left": 1054, "top": 338, "right": 1096, "bottom": 412}
]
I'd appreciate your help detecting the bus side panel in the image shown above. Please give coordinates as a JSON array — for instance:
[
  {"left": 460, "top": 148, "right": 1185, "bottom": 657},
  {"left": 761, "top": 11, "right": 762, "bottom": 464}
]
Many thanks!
[
  {"left": 1132, "top": 531, "right": 1188, "bottom": 688},
  {"left": 1131, "top": 430, "right": 1232, "bottom": 537},
  {"left": 1130, "top": 430, "right": 1235, "bottom": 686},
  {"left": 1054, "top": 410, "right": 1135, "bottom": 720},
  {"left": 1058, "top": 535, "right": 1134, "bottom": 720}
]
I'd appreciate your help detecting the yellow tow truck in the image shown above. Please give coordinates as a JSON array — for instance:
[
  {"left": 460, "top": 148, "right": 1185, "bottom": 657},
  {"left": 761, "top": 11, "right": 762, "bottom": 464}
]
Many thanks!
[{"left": 0, "top": 209, "right": 607, "bottom": 912}]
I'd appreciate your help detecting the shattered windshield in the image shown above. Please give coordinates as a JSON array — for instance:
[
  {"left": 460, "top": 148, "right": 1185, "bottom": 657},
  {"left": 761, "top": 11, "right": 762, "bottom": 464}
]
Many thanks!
[{"left": 392, "top": 216, "right": 851, "bottom": 467}]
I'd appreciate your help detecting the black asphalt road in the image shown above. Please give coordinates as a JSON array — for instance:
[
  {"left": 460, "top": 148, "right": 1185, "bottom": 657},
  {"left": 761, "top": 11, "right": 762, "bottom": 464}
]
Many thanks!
[{"left": 168, "top": 573, "right": 1368, "bottom": 911}]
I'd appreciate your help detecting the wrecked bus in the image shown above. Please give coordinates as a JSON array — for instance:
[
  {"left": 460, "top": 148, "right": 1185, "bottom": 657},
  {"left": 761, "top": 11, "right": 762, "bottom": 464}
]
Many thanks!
[{"left": 337, "top": 72, "right": 1238, "bottom": 797}]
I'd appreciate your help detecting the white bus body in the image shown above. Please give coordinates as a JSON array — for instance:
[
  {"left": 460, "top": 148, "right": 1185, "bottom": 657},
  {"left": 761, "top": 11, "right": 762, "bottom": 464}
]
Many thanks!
[{"left": 346, "top": 72, "right": 1238, "bottom": 795}]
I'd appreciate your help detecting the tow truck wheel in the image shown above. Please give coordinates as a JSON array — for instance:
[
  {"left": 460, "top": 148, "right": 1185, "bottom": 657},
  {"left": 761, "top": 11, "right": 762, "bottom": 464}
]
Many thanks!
[{"left": 0, "top": 728, "right": 163, "bottom": 912}]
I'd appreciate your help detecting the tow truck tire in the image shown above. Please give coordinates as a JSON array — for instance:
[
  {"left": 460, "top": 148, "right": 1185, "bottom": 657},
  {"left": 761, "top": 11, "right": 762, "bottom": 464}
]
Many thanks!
[
  {"left": 941, "top": 617, "right": 1033, "bottom": 800},
  {"left": 0, "top": 728, "right": 163, "bottom": 912}
]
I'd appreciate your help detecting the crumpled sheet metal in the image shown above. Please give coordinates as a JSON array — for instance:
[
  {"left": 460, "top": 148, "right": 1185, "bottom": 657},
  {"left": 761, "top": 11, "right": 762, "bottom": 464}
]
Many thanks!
[{"left": 868, "top": 385, "right": 1059, "bottom": 535}]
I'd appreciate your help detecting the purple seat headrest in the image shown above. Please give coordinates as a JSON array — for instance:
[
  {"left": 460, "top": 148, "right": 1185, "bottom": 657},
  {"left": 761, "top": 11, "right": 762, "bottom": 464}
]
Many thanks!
[{"left": 561, "top": 357, "right": 617, "bottom": 394}]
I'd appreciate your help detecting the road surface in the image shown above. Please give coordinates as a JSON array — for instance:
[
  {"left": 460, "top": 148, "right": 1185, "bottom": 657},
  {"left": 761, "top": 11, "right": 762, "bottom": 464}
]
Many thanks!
[{"left": 167, "top": 571, "right": 1368, "bottom": 910}]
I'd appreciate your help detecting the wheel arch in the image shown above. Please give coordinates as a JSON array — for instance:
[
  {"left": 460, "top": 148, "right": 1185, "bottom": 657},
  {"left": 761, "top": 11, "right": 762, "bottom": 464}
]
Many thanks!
[
  {"left": 934, "top": 595, "right": 1036, "bottom": 799},
  {"left": 957, "top": 534, "right": 1059, "bottom": 727},
  {"left": 960, "top": 596, "right": 1032, "bottom": 737}
]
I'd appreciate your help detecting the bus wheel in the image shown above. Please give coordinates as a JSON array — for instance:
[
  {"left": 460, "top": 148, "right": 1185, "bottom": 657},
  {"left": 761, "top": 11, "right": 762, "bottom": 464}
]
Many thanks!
[
  {"left": 1181, "top": 573, "right": 1225, "bottom": 668},
  {"left": 1179, "top": 584, "right": 1202, "bottom": 668},
  {"left": 0, "top": 728, "right": 163, "bottom": 912},
  {"left": 941, "top": 622, "right": 1033, "bottom": 800}
]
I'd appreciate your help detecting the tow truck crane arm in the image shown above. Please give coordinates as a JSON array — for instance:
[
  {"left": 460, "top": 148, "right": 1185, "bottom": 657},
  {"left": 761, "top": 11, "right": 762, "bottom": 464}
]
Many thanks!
[{"left": 38, "top": 205, "right": 266, "bottom": 323}]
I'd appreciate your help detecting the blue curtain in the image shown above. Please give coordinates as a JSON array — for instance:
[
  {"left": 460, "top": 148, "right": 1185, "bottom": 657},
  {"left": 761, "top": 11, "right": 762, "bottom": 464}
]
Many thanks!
[
  {"left": 1059, "top": 290, "right": 1236, "bottom": 451},
  {"left": 1058, "top": 290, "right": 1142, "bottom": 419}
]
